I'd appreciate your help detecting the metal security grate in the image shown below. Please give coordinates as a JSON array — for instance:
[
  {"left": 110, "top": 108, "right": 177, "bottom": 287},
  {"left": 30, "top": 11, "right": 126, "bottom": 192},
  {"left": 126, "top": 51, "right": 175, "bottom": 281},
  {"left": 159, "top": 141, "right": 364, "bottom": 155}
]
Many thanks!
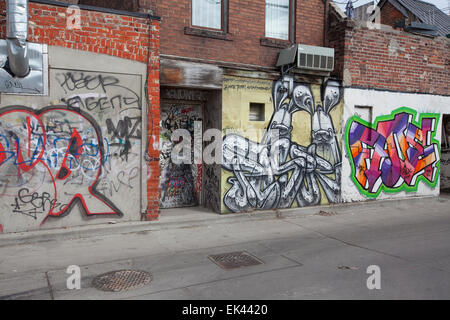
[
  {"left": 209, "top": 251, "right": 264, "bottom": 270},
  {"left": 92, "top": 270, "right": 152, "bottom": 292}
]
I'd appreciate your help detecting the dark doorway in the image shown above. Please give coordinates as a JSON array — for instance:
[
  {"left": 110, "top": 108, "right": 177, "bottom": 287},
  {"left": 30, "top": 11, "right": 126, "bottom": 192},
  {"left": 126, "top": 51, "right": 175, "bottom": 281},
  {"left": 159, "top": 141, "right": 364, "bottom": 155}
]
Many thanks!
[
  {"left": 441, "top": 114, "right": 450, "bottom": 193},
  {"left": 159, "top": 101, "right": 203, "bottom": 209}
]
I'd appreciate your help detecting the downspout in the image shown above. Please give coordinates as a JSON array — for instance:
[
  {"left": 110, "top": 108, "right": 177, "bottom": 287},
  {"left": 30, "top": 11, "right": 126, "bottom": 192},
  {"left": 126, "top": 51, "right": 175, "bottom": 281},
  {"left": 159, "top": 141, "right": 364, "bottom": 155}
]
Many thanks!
[
  {"left": 324, "top": 0, "right": 330, "bottom": 47},
  {"left": 6, "top": 0, "right": 30, "bottom": 77}
]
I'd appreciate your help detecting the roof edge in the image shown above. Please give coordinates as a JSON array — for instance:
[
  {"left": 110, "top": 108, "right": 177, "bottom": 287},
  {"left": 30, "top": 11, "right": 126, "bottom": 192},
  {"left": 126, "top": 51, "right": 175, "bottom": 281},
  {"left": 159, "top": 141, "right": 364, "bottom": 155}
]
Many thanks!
[{"left": 30, "top": 0, "right": 161, "bottom": 21}]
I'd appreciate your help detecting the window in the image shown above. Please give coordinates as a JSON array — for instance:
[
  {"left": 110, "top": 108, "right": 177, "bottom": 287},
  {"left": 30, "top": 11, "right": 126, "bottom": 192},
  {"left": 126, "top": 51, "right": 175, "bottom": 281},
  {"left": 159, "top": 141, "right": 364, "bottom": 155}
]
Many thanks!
[
  {"left": 249, "top": 103, "right": 265, "bottom": 121},
  {"left": 355, "top": 106, "right": 373, "bottom": 124},
  {"left": 192, "top": 0, "right": 222, "bottom": 30},
  {"left": 355, "top": 106, "right": 373, "bottom": 140},
  {"left": 265, "top": 0, "right": 290, "bottom": 40}
]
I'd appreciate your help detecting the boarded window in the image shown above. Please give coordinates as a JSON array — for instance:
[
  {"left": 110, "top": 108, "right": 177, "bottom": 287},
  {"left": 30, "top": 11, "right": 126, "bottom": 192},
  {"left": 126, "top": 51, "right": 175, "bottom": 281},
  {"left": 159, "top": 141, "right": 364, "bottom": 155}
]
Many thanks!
[
  {"left": 249, "top": 103, "right": 265, "bottom": 121},
  {"left": 355, "top": 106, "right": 373, "bottom": 140},
  {"left": 355, "top": 106, "right": 373, "bottom": 124}
]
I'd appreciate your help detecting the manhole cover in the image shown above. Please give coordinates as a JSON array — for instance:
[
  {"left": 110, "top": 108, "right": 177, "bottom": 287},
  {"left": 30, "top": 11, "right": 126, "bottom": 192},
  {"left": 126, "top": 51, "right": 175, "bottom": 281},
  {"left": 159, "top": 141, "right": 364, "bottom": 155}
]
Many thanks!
[
  {"left": 209, "top": 251, "right": 264, "bottom": 270},
  {"left": 92, "top": 270, "right": 152, "bottom": 292}
]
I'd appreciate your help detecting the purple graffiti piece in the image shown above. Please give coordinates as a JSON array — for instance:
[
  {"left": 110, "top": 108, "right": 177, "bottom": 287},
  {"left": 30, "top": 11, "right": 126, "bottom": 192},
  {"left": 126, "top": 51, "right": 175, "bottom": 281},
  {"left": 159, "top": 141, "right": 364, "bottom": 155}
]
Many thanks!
[
  {"left": 349, "top": 122, "right": 389, "bottom": 191},
  {"left": 406, "top": 124, "right": 417, "bottom": 141},
  {"left": 393, "top": 113, "right": 410, "bottom": 135},
  {"left": 407, "top": 147, "right": 420, "bottom": 168},
  {"left": 349, "top": 111, "right": 439, "bottom": 194},
  {"left": 381, "top": 158, "right": 397, "bottom": 187},
  {"left": 349, "top": 122, "right": 366, "bottom": 145},
  {"left": 420, "top": 118, "right": 434, "bottom": 145}
]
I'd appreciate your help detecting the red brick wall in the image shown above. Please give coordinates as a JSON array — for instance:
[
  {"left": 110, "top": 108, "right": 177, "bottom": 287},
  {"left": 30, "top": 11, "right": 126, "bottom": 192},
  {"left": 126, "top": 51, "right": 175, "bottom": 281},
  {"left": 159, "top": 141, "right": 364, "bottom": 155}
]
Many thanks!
[
  {"left": 0, "top": 0, "right": 161, "bottom": 219},
  {"left": 329, "top": 19, "right": 449, "bottom": 95},
  {"left": 296, "top": 0, "right": 325, "bottom": 46},
  {"left": 380, "top": 1, "right": 406, "bottom": 28},
  {"left": 139, "top": 0, "right": 326, "bottom": 68},
  {"left": 327, "top": 11, "right": 347, "bottom": 79}
]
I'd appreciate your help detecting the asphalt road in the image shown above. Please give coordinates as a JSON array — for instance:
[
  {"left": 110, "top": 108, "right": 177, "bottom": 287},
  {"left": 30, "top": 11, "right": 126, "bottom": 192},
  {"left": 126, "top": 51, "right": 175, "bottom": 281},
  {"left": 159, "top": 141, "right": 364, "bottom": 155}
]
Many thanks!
[{"left": 1, "top": 195, "right": 450, "bottom": 300}]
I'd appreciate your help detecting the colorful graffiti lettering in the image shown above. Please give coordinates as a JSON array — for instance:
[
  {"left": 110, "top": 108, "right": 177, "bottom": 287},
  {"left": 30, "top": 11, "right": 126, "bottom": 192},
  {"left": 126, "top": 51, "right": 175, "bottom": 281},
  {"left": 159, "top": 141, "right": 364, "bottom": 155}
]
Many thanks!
[
  {"left": 346, "top": 107, "right": 441, "bottom": 197},
  {"left": 0, "top": 106, "right": 123, "bottom": 225}
]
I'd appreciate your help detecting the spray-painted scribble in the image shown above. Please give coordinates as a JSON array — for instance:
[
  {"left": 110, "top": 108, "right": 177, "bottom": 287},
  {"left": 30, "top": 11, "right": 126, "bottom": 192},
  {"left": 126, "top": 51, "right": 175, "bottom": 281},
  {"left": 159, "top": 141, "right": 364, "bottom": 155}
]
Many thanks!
[
  {"left": 346, "top": 107, "right": 440, "bottom": 196},
  {"left": 222, "top": 77, "right": 342, "bottom": 212},
  {"left": 106, "top": 116, "right": 142, "bottom": 160},
  {"left": 57, "top": 72, "right": 141, "bottom": 114},
  {"left": 160, "top": 104, "right": 202, "bottom": 208},
  {"left": 54, "top": 71, "right": 144, "bottom": 204},
  {"left": 203, "top": 165, "right": 221, "bottom": 212},
  {"left": 0, "top": 106, "right": 123, "bottom": 225}
]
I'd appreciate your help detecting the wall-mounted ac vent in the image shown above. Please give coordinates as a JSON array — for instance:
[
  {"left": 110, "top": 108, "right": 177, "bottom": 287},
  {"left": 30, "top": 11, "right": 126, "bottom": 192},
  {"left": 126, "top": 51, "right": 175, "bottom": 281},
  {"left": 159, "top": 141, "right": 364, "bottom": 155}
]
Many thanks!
[{"left": 277, "top": 44, "right": 335, "bottom": 74}]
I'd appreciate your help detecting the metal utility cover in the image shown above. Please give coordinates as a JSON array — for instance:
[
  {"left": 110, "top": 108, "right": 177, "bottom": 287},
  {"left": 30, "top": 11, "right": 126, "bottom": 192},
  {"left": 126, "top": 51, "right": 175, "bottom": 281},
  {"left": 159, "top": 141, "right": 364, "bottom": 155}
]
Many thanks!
[
  {"left": 92, "top": 270, "right": 152, "bottom": 292},
  {"left": 276, "top": 44, "right": 298, "bottom": 67},
  {"left": 209, "top": 251, "right": 264, "bottom": 270}
]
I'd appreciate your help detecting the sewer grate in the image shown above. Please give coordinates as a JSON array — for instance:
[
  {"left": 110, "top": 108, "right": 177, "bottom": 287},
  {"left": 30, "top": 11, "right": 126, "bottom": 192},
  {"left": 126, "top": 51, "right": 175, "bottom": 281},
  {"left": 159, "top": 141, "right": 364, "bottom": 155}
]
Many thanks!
[
  {"left": 92, "top": 270, "right": 152, "bottom": 292},
  {"left": 209, "top": 251, "right": 264, "bottom": 270}
]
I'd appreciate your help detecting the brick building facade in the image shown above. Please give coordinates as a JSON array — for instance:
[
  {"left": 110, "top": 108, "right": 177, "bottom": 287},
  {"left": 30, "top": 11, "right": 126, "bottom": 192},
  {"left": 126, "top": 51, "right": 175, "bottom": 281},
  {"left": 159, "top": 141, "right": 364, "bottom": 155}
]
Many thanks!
[
  {"left": 328, "top": 16, "right": 449, "bottom": 95},
  {"left": 1, "top": 0, "right": 448, "bottom": 234}
]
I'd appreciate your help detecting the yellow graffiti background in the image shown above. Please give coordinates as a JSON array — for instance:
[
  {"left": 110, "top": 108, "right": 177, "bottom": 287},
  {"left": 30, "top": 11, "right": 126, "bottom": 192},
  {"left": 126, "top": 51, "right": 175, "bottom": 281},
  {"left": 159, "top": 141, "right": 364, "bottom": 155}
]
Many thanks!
[{"left": 221, "top": 75, "right": 344, "bottom": 213}]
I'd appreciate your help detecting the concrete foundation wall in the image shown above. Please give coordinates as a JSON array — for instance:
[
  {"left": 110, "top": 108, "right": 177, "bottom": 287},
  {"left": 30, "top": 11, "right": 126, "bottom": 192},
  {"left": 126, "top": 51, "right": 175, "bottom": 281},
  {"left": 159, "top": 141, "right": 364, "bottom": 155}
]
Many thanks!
[
  {"left": 0, "top": 46, "right": 148, "bottom": 233},
  {"left": 342, "top": 88, "right": 450, "bottom": 203}
]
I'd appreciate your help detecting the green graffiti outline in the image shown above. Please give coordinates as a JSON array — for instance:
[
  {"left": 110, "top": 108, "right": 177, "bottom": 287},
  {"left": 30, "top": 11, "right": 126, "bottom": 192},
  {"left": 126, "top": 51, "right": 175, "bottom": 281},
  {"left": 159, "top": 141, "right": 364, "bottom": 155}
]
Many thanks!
[{"left": 345, "top": 107, "right": 441, "bottom": 198}]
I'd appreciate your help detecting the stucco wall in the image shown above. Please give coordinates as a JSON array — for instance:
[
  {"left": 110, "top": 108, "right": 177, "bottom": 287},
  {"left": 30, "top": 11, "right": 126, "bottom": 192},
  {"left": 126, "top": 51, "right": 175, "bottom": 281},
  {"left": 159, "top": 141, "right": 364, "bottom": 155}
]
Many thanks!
[{"left": 0, "top": 47, "right": 148, "bottom": 233}]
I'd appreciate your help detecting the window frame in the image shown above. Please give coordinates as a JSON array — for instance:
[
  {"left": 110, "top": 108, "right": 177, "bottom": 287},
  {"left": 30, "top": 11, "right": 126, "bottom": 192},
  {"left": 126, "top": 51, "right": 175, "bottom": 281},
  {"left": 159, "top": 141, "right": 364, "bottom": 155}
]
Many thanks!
[
  {"left": 191, "top": 0, "right": 228, "bottom": 33},
  {"left": 249, "top": 103, "right": 266, "bottom": 122},
  {"left": 263, "top": 0, "right": 295, "bottom": 42}
]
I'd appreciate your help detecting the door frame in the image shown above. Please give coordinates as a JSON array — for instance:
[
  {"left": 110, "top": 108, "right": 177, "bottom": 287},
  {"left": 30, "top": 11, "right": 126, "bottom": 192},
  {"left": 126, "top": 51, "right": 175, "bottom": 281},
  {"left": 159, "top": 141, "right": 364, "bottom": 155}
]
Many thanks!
[{"left": 160, "top": 99, "right": 205, "bottom": 208}]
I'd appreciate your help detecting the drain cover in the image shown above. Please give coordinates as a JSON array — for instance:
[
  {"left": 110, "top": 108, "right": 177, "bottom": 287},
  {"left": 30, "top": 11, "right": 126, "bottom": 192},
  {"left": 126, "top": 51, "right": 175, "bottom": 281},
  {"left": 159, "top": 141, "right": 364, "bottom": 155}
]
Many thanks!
[
  {"left": 209, "top": 251, "right": 264, "bottom": 270},
  {"left": 92, "top": 270, "right": 152, "bottom": 292}
]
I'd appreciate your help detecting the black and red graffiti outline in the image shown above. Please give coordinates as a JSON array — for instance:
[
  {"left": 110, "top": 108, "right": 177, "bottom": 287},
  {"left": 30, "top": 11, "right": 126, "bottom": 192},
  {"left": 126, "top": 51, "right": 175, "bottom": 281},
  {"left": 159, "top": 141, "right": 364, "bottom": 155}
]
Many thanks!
[{"left": 0, "top": 105, "right": 123, "bottom": 225}]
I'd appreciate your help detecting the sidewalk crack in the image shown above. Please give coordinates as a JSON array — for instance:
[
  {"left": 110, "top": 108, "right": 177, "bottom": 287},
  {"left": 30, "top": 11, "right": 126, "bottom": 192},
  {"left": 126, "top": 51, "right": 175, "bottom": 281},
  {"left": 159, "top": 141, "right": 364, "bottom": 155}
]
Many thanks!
[
  {"left": 280, "top": 219, "right": 450, "bottom": 274},
  {"left": 45, "top": 272, "right": 55, "bottom": 300}
]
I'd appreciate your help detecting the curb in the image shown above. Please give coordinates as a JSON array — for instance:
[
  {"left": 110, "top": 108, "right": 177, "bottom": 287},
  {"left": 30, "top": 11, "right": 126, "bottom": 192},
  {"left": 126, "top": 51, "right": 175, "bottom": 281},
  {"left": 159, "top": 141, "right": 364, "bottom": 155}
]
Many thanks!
[{"left": 0, "top": 195, "right": 443, "bottom": 247}]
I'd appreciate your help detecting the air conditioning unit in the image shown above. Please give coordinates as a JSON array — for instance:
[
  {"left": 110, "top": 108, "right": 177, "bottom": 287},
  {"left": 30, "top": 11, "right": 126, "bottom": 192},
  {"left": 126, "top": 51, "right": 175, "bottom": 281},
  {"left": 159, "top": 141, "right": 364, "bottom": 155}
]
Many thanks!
[{"left": 277, "top": 44, "right": 335, "bottom": 73}]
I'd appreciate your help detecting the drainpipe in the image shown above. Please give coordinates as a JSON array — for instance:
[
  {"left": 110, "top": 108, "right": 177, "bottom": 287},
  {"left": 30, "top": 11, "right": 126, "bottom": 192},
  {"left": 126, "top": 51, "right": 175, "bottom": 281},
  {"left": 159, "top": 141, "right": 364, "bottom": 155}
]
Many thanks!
[
  {"left": 324, "top": 0, "right": 330, "bottom": 47},
  {"left": 6, "top": 0, "right": 30, "bottom": 78}
]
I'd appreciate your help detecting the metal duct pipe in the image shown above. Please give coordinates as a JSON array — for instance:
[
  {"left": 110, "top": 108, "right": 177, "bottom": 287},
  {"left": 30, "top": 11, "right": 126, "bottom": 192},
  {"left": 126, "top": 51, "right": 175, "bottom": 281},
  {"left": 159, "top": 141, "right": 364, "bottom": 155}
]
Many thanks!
[{"left": 6, "top": 0, "right": 30, "bottom": 78}]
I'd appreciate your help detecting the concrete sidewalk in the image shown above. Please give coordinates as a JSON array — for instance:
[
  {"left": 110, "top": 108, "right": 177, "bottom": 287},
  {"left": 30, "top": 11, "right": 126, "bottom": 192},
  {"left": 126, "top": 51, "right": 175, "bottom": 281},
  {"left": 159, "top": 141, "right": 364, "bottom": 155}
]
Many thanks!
[{"left": 1, "top": 195, "right": 450, "bottom": 300}]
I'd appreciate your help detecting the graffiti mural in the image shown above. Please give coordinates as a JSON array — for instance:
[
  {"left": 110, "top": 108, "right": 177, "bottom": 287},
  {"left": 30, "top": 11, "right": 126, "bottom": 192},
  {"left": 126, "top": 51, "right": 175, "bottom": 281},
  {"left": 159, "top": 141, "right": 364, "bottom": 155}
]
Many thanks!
[
  {"left": 160, "top": 103, "right": 202, "bottom": 209},
  {"left": 0, "top": 106, "right": 123, "bottom": 225},
  {"left": 346, "top": 107, "right": 441, "bottom": 197},
  {"left": 222, "top": 76, "right": 342, "bottom": 212},
  {"left": 0, "top": 68, "right": 145, "bottom": 232}
]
